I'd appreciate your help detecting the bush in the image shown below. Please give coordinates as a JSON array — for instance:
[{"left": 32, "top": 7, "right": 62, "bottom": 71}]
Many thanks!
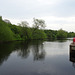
[
  {"left": 32, "top": 29, "right": 47, "bottom": 40},
  {"left": 0, "top": 20, "right": 15, "bottom": 42},
  {"left": 57, "top": 29, "right": 67, "bottom": 39}
]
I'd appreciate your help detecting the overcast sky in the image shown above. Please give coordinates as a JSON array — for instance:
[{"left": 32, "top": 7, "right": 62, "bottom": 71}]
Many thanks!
[{"left": 0, "top": 0, "right": 75, "bottom": 32}]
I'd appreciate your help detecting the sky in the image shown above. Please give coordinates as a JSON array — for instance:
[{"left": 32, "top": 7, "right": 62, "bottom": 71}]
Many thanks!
[{"left": 0, "top": 0, "right": 75, "bottom": 32}]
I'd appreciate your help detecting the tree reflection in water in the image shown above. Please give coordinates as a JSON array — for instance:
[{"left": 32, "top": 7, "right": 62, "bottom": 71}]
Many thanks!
[
  {"left": 0, "top": 40, "right": 46, "bottom": 65},
  {"left": 17, "top": 40, "right": 46, "bottom": 60},
  {"left": 17, "top": 42, "right": 30, "bottom": 58},
  {"left": 0, "top": 42, "right": 16, "bottom": 65},
  {"left": 31, "top": 40, "right": 46, "bottom": 61}
]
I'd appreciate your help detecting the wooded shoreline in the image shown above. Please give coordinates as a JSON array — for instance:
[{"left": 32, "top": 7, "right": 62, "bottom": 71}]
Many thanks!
[{"left": 0, "top": 16, "right": 75, "bottom": 43}]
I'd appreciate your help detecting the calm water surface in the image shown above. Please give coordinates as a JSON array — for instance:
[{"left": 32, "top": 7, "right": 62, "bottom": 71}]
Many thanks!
[{"left": 0, "top": 40, "right": 75, "bottom": 75}]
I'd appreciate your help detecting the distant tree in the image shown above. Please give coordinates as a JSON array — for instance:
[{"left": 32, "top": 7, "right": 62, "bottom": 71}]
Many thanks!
[
  {"left": 0, "top": 16, "right": 2, "bottom": 20},
  {"left": 18, "top": 21, "right": 29, "bottom": 27},
  {"left": 67, "top": 32, "right": 75, "bottom": 37},
  {"left": 33, "top": 18, "right": 46, "bottom": 29},
  {"left": 0, "top": 19, "right": 14, "bottom": 41},
  {"left": 32, "top": 29, "right": 47, "bottom": 40},
  {"left": 4, "top": 19, "right": 11, "bottom": 24},
  {"left": 57, "top": 29, "right": 67, "bottom": 39},
  {"left": 44, "top": 30, "right": 57, "bottom": 40},
  {"left": 18, "top": 21, "right": 32, "bottom": 40},
  {"left": 32, "top": 18, "right": 47, "bottom": 40}
]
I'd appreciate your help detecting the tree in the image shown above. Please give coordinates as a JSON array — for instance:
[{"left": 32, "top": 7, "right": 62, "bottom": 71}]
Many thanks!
[
  {"left": 4, "top": 19, "right": 11, "bottom": 24},
  {"left": 33, "top": 18, "right": 46, "bottom": 29},
  {"left": 67, "top": 32, "right": 75, "bottom": 37},
  {"left": 18, "top": 21, "right": 29, "bottom": 27},
  {"left": 18, "top": 21, "right": 32, "bottom": 40},
  {"left": 57, "top": 29, "right": 67, "bottom": 39},
  {"left": 44, "top": 30, "right": 57, "bottom": 40},
  {"left": 0, "top": 16, "right": 2, "bottom": 20},
  {"left": 0, "top": 19, "right": 15, "bottom": 42},
  {"left": 32, "top": 29, "right": 47, "bottom": 40}
]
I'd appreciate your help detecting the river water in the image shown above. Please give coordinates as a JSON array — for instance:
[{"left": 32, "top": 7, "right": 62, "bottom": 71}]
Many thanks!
[{"left": 0, "top": 39, "right": 75, "bottom": 75}]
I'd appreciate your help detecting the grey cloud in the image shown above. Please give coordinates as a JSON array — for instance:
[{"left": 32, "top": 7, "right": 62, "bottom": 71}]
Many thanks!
[
  {"left": 0, "top": 0, "right": 75, "bottom": 19},
  {"left": 50, "top": 0, "right": 75, "bottom": 17}
]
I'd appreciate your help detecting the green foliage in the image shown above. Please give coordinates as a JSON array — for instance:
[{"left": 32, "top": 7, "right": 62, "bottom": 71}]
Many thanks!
[
  {"left": 8, "top": 24, "right": 21, "bottom": 34},
  {"left": 67, "top": 32, "right": 75, "bottom": 38},
  {"left": 33, "top": 18, "right": 46, "bottom": 29},
  {"left": 44, "top": 30, "right": 57, "bottom": 40},
  {"left": 0, "top": 16, "right": 2, "bottom": 20},
  {"left": 8, "top": 24, "right": 22, "bottom": 40},
  {"left": 57, "top": 29, "right": 67, "bottom": 39},
  {"left": 0, "top": 16, "right": 75, "bottom": 42},
  {"left": 21, "top": 27, "right": 32, "bottom": 40},
  {"left": 18, "top": 21, "right": 32, "bottom": 40},
  {"left": 44, "top": 29, "right": 75, "bottom": 40},
  {"left": 32, "top": 18, "right": 47, "bottom": 40},
  {"left": 0, "top": 20, "right": 15, "bottom": 42},
  {"left": 32, "top": 29, "right": 47, "bottom": 40}
]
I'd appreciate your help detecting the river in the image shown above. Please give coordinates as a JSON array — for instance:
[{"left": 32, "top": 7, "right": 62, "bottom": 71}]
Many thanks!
[{"left": 0, "top": 39, "right": 75, "bottom": 75}]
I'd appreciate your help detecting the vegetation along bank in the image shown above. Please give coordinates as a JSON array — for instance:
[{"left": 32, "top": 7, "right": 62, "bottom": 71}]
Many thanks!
[{"left": 0, "top": 16, "right": 75, "bottom": 42}]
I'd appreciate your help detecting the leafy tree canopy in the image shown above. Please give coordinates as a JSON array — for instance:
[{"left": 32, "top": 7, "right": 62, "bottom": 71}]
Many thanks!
[{"left": 33, "top": 18, "right": 46, "bottom": 29}]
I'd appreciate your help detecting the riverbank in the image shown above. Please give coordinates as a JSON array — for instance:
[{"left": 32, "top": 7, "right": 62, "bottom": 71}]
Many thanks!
[{"left": 0, "top": 16, "right": 75, "bottom": 43}]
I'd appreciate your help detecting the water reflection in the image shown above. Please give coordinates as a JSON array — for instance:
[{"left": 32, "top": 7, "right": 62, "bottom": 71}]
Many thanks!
[
  {"left": 0, "top": 40, "right": 46, "bottom": 65},
  {"left": 1, "top": 40, "right": 75, "bottom": 75},
  {"left": 17, "top": 42, "right": 30, "bottom": 58},
  {"left": 57, "top": 39, "right": 67, "bottom": 42},
  {"left": 0, "top": 42, "right": 16, "bottom": 65},
  {"left": 31, "top": 41, "right": 46, "bottom": 61}
]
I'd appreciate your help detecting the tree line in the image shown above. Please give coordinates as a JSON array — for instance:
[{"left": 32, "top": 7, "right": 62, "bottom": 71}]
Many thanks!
[
  {"left": 44, "top": 29, "right": 75, "bottom": 40},
  {"left": 0, "top": 16, "right": 75, "bottom": 42}
]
